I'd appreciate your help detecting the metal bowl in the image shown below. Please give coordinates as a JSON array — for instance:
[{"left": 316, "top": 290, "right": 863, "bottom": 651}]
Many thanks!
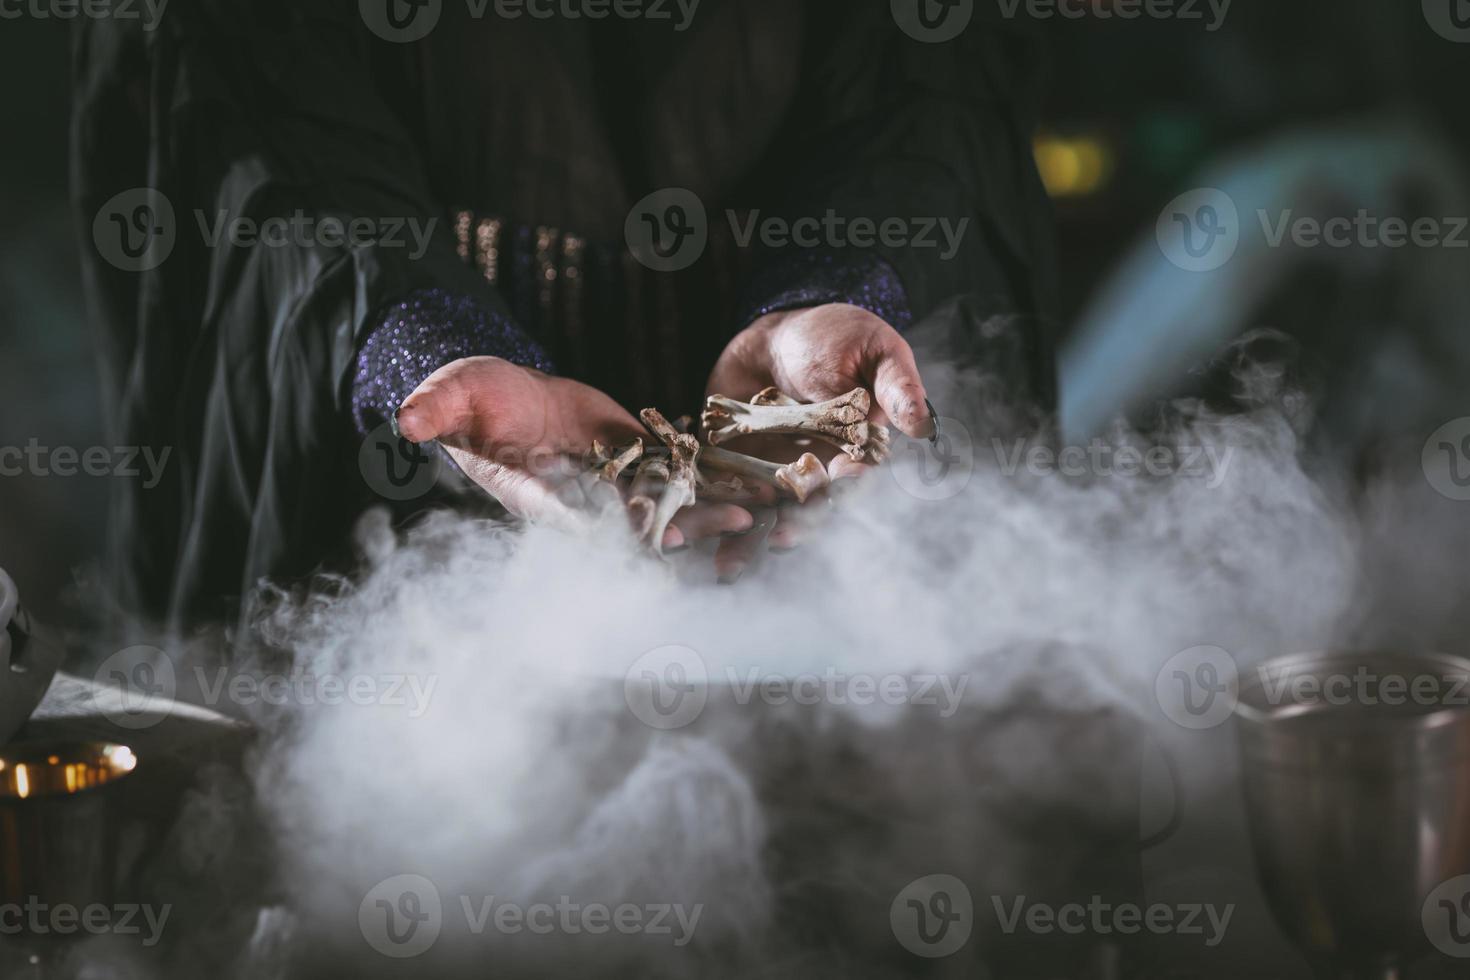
[{"left": 1235, "top": 651, "right": 1470, "bottom": 979}]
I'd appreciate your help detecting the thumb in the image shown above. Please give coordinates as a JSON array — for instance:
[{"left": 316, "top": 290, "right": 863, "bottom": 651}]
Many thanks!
[
  {"left": 868, "top": 335, "right": 935, "bottom": 440},
  {"left": 396, "top": 357, "right": 549, "bottom": 447},
  {"left": 395, "top": 363, "right": 476, "bottom": 444}
]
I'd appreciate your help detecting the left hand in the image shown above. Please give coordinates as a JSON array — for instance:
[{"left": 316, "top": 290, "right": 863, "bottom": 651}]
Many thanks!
[
  {"left": 704, "top": 303, "right": 934, "bottom": 573},
  {"left": 706, "top": 303, "right": 935, "bottom": 476}
]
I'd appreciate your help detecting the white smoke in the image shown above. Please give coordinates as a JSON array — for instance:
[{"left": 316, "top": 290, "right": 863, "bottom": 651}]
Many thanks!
[{"left": 105, "top": 323, "right": 1470, "bottom": 979}]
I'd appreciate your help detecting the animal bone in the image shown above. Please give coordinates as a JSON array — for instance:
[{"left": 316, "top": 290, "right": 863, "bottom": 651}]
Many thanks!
[
  {"left": 694, "top": 475, "right": 764, "bottom": 505},
  {"left": 636, "top": 409, "right": 700, "bottom": 554},
  {"left": 589, "top": 439, "right": 644, "bottom": 482},
  {"left": 572, "top": 439, "right": 644, "bottom": 512},
  {"left": 702, "top": 387, "right": 888, "bottom": 462},
  {"left": 699, "top": 445, "right": 830, "bottom": 503}
]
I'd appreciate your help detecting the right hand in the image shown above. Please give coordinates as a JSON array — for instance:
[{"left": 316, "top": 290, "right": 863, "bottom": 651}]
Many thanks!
[{"left": 394, "top": 357, "right": 754, "bottom": 549}]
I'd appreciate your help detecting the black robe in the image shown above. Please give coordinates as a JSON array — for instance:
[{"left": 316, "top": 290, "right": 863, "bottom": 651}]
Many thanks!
[{"left": 72, "top": 0, "right": 1055, "bottom": 630}]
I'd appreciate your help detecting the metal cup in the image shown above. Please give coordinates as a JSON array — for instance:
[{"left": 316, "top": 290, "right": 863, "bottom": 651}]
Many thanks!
[
  {"left": 0, "top": 742, "right": 138, "bottom": 911},
  {"left": 1235, "top": 651, "right": 1470, "bottom": 980}
]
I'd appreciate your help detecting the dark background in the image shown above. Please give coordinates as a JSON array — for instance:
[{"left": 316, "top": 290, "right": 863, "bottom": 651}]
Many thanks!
[{"left": 2, "top": 2, "right": 1467, "bottom": 620}]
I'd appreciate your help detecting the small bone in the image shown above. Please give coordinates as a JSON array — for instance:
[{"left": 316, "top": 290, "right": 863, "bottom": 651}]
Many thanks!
[
  {"left": 589, "top": 439, "right": 644, "bottom": 482},
  {"left": 703, "top": 387, "right": 886, "bottom": 462},
  {"left": 629, "top": 455, "right": 669, "bottom": 500},
  {"left": 694, "top": 475, "right": 763, "bottom": 505},
  {"left": 699, "top": 445, "right": 830, "bottom": 503},
  {"left": 626, "top": 456, "right": 668, "bottom": 540},
  {"left": 636, "top": 409, "right": 700, "bottom": 554},
  {"left": 574, "top": 439, "right": 645, "bottom": 511}
]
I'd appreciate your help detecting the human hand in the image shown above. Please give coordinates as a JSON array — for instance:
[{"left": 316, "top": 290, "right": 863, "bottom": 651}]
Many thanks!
[
  {"left": 703, "top": 303, "right": 933, "bottom": 573},
  {"left": 395, "top": 357, "right": 754, "bottom": 549}
]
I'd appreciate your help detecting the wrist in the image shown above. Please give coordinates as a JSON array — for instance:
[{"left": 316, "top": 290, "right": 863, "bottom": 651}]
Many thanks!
[{"left": 352, "top": 288, "right": 554, "bottom": 437}]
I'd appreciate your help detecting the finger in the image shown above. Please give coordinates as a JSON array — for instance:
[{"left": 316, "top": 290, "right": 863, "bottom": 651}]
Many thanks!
[
  {"left": 767, "top": 491, "right": 833, "bottom": 553},
  {"left": 396, "top": 364, "right": 476, "bottom": 444},
  {"left": 669, "top": 502, "right": 755, "bottom": 543},
  {"left": 450, "top": 448, "right": 589, "bottom": 530},
  {"left": 827, "top": 454, "right": 874, "bottom": 483},
  {"left": 867, "top": 335, "right": 935, "bottom": 440},
  {"left": 713, "top": 508, "right": 776, "bottom": 584}
]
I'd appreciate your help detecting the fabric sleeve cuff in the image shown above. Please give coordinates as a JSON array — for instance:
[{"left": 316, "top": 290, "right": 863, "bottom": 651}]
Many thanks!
[
  {"left": 351, "top": 288, "right": 555, "bottom": 436},
  {"left": 734, "top": 251, "right": 913, "bottom": 333}
]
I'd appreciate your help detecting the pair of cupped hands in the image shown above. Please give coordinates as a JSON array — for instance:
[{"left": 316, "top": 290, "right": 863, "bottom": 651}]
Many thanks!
[{"left": 395, "top": 304, "right": 933, "bottom": 578}]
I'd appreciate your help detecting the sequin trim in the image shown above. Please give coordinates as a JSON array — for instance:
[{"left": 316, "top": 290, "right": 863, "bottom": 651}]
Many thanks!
[
  {"left": 351, "top": 288, "right": 556, "bottom": 435},
  {"left": 736, "top": 250, "right": 912, "bottom": 332}
]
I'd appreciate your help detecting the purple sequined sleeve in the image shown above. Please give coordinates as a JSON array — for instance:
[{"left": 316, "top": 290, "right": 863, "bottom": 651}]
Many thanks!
[
  {"left": 351, "top": 288, "right": 556, "bottom": 435},
  {"left": 735, "top": 251, "right": 913, "bottom": 333}
]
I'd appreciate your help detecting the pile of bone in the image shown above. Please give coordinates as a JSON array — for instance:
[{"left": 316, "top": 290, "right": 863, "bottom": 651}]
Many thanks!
[{"left": 585, "top": 388, "right": 889, "bottom": 554}]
